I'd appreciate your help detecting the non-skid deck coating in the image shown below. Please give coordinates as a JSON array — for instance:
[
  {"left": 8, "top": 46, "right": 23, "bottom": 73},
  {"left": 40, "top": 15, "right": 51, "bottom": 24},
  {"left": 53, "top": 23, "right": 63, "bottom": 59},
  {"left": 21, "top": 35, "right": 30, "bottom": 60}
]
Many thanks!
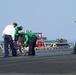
[
  {"left": 0, "top": 49, "right": 76, "bottom": 75},
  {"left": 0, "top": 49, "right": 74, "bottom": 57}
]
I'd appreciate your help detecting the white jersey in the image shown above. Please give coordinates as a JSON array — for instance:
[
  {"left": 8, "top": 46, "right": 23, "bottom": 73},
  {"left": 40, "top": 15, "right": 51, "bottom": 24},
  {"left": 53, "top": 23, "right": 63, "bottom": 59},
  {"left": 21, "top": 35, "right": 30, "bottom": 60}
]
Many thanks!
[{"left": 2, "top": 25, "right": 15, "bottom": 40}]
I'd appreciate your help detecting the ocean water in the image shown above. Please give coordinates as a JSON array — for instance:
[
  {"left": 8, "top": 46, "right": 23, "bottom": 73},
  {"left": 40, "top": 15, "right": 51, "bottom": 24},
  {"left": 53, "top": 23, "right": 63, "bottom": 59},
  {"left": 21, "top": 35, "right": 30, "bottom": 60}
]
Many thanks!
[{"left": 68, "top": 40, "right": 75, "bottom": 45}]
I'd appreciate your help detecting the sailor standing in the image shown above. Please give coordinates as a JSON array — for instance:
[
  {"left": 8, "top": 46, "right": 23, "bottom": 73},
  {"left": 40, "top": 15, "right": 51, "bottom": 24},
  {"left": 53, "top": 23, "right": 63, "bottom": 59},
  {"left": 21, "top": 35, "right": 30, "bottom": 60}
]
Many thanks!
[{"left": 2, "top": 22, "right": 18, "bottom": 57}]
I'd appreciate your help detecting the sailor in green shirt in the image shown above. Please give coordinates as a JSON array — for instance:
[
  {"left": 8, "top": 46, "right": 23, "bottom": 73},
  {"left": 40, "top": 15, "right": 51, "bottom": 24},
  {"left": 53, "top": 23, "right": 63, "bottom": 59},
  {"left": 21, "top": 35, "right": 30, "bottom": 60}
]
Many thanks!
[
  {"left": 14, "top": 26, "right": 25, "bottom": 55},
  {"left": 14, "top": 26, "right": 23, "bottom": 41},
  {"left": 24, "top": 30, "right": 37, "bottom": 56}
]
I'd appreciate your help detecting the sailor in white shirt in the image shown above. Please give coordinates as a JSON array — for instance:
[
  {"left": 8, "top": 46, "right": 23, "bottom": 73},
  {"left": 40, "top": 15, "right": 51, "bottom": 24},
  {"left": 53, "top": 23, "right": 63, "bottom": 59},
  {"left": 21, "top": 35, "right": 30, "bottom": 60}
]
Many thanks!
[
  {"left": 2, "top": 25, "right": 15, "bottom": 40},
  {"left": 2, "top": 22, "right": 17, "bottom": 57}
]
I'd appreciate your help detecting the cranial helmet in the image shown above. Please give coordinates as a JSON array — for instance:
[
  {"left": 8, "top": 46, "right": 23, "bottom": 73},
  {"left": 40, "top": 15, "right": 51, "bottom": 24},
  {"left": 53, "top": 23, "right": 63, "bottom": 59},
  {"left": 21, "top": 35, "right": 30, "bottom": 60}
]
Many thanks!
[{"left": 16, "top": 26, "right": 23, "bottom": 30}]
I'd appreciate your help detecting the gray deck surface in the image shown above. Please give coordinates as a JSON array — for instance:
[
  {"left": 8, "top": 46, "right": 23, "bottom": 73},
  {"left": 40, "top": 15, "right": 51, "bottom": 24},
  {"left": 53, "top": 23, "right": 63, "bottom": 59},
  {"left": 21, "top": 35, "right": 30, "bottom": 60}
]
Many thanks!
[{"left": 0, "top": 49, "right": 76, "bottom": 75}]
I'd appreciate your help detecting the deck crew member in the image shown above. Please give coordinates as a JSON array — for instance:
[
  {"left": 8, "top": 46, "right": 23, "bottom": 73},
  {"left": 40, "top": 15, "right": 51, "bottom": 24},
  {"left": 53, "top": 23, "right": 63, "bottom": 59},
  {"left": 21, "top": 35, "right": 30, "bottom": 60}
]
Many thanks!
[
  {"left": 2, "top": 22, "right": 18, "bottom": 57},
  {"left": 24, "top": 30, "right": 37, "bottom": 56}
]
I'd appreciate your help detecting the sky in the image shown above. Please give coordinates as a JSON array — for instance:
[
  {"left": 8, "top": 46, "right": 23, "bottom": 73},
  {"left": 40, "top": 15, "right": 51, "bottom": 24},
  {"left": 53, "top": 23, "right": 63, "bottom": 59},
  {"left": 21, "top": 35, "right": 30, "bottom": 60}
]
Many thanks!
[{"left": 0, "top": 0, "right": 76, "bottom": 43}]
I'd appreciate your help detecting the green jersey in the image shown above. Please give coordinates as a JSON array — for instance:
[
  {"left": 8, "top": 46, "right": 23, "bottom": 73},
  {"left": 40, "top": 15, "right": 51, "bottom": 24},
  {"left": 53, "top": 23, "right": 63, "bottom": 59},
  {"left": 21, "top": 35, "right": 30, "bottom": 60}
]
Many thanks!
[
  {"left": 14, "top": 26, "right": 23, "bottom": 41},
  {"left": 24, "top": 32, "right": 35, "bottom": 44}
]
